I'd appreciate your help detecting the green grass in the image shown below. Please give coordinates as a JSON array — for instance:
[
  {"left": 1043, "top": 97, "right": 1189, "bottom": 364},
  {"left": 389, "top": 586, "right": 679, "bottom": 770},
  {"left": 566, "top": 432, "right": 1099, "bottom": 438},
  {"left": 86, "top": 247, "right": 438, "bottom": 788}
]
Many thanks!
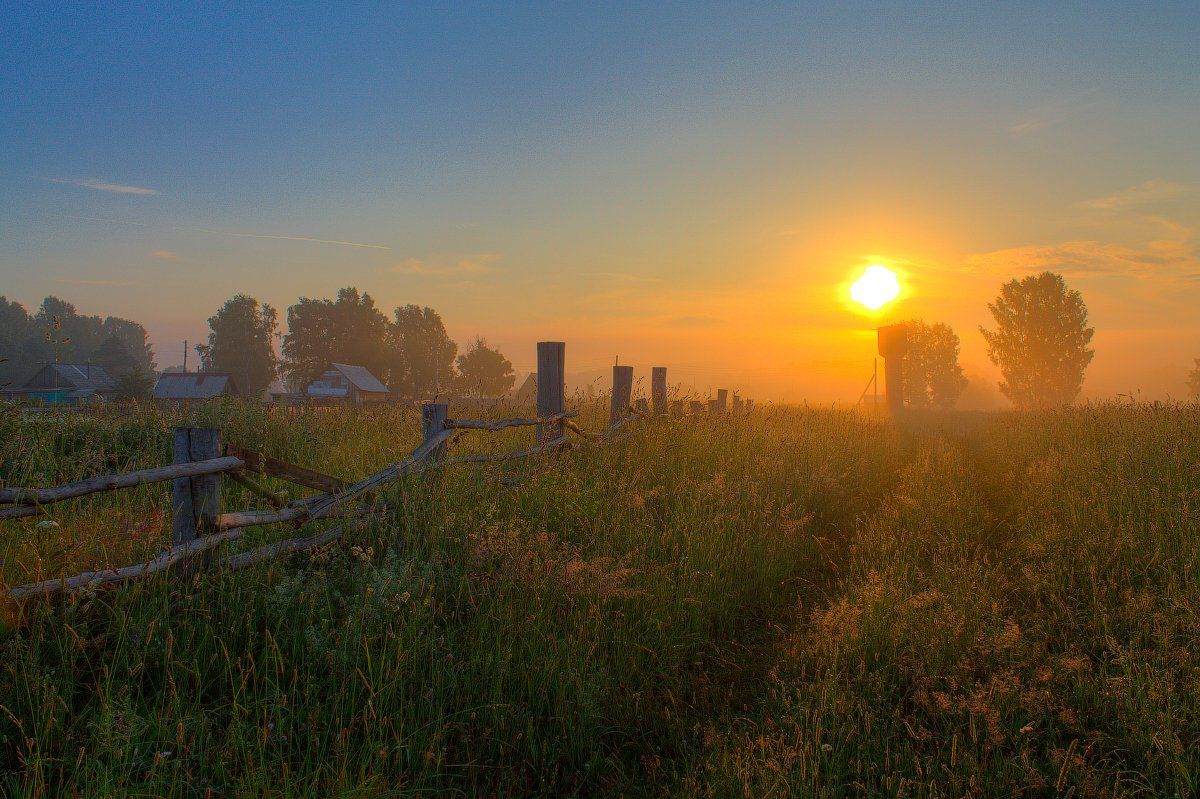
[{"left": 1, "top": 401, "right": 1198, "bottom": 797}]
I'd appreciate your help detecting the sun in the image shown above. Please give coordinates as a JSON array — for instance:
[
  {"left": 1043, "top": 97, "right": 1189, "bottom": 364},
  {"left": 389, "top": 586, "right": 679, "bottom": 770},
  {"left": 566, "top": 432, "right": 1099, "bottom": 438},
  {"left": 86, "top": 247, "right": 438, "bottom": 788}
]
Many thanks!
[{"left": 850, "top": 265, "right": 901, "bottom": 311}]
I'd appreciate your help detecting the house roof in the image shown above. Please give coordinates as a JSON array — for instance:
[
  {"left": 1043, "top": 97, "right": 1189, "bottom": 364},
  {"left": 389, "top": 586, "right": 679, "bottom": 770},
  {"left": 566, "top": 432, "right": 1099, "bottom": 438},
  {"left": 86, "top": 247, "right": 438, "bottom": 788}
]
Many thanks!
[
  {"left": 327, "top": 363, "right": 390, "bottom": 394},
  {"left": 23, "top": 364, "right": 116, "bottom": 393},
  {"left": 153, "top": 372, "right": 238, "bottom": 399}
]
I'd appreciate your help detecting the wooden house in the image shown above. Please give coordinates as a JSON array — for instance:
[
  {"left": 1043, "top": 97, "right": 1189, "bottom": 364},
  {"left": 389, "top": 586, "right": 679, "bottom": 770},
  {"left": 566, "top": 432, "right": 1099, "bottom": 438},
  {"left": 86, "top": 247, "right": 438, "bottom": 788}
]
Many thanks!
[
  {"left": 5, "top": 364, "right": 116, "bottom": 405},
  {"left": 153, "top": 372, "right": 240, "bottom": 401},
  {"left": 304, "top": 363, "right": 391, "bottom": 405}
]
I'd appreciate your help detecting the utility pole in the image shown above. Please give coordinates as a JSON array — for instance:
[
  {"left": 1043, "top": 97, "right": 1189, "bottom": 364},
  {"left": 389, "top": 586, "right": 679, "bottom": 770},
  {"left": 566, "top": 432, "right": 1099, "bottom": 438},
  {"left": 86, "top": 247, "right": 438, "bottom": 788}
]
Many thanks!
[{"left": 183, "top": 340, "right": 188, "bottom": 372}]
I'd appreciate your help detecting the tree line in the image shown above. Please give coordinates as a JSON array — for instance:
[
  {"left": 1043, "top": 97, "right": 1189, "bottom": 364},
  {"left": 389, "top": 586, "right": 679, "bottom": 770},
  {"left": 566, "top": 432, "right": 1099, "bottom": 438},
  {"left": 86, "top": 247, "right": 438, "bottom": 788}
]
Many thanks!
[
  {"left": 2, "top": 272, "right": 1196, "bottom": 407},
  {"left": 198, "top": 288, "right": 516, "bottom": 399},
  {"left": 904, "top": 271, "right": 1098, "bottom": 410}
]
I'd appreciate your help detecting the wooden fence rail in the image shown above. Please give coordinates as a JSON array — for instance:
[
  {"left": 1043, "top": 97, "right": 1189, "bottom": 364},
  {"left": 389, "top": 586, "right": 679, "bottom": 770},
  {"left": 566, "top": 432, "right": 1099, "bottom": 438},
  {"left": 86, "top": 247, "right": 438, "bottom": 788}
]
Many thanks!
[{"left": 0, "top": 342, "right": 754, "bottom": 602}]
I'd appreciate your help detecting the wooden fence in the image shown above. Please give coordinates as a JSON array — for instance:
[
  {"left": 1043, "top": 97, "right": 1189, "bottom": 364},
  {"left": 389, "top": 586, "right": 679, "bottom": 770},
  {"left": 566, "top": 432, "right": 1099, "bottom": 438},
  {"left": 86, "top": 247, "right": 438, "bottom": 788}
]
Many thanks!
[{"left": 0, "top": 342, "right": 752, "bottom": 601}]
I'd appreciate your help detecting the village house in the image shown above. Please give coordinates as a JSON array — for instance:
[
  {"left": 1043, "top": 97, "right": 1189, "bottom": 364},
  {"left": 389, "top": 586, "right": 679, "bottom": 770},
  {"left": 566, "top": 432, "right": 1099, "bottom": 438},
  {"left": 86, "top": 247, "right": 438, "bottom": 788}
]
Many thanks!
[
  {"left": 304, "top": 363, "right": 391, "bottom": 405},
  {"left": 3, "top": 363, "right": 116, "bottom": 405},
  {"left": 153, "top": 372, "right": 240, "bottom": 402}
]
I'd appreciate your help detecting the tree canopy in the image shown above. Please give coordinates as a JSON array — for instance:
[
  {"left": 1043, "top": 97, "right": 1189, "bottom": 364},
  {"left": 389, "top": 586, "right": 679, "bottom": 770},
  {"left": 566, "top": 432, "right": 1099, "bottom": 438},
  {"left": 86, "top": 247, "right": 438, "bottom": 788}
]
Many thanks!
[
  {"left": 197, "top": 295, "right": 279, "bottom": 398},
  {"left": 282, "top": 288, "right": 389, "bottom": 390},
  {"left": 980, "top": 272, "right": 1094, "bottom": 409},
  {"left": 388, "top": 305, "right": 457, "bottom": 397},
  {"left": 902, "top": 320, "right": 968, "bottom": 409},
  {"left": 454, "top": 337, "right": 516, "bottom": 397}
]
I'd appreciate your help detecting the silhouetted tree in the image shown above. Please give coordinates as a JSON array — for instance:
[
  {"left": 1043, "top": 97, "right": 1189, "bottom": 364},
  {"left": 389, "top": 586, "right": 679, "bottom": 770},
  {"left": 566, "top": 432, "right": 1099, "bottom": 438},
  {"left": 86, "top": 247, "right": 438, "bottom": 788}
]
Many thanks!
[
  {"left": 902, "top": 320, "right": 968, "bottom": 409},
  {"left": 114, "top": 369, "right": 155, "bottom": 401},
  {"left": 282, "top": 288, "right": 389, "bottom": 389},
  {"left": 90, "top": 335, "right": 140, "bottom": 378},
  {"left": 387, "top": 305, "right": 456, "bottom": 397},
  {"left": 1187, "top": 359, "right": 1200, "bottom": 400},
  {"left": 980, "top": 272, "right": 1094, "bottom": 408},
  {"left": 0, "top": 297, "right": 30, "bottom": 386},
  {"left": 454, "top": 337, "right": 515, "bottom": 397},
  {"left": 197, "top": 295, "right": 279, "bottom": 398}
]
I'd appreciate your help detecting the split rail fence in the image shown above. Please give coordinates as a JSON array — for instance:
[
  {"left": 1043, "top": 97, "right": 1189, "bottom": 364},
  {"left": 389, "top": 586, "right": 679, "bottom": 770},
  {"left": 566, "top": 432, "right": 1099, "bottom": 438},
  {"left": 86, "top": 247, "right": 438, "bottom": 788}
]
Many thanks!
[{"left": 0, "top": 342, "right": 752, "bottom": 602}]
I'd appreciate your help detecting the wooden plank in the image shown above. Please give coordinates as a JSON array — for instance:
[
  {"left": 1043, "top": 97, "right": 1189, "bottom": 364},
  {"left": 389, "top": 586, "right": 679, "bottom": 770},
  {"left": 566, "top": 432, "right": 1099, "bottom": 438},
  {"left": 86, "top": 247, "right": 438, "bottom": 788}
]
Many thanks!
[
  {"left": 536, "top": 342, "right": 566, "bottom": 442},
  {"left": 224, "top": 444, "right": 347, "bottom": 495},
  {"left": 0, "top": 456, "right": 243, "bottom": 506}
]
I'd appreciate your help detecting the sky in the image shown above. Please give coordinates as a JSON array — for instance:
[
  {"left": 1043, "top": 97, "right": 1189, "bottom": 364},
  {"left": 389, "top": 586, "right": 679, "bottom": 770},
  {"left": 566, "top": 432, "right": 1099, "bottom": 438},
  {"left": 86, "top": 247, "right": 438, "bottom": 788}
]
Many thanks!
[{"left": 3, "top": 2, "right": 1199, "bottom": 402}]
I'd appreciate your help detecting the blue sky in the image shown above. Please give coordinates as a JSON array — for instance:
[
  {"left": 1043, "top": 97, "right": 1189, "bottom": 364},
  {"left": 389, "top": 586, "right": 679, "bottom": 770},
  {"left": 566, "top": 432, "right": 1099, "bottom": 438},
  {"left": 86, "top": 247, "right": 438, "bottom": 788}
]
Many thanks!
[{"left": 3, "top": 3, "right": 1199, "bottom": 399}]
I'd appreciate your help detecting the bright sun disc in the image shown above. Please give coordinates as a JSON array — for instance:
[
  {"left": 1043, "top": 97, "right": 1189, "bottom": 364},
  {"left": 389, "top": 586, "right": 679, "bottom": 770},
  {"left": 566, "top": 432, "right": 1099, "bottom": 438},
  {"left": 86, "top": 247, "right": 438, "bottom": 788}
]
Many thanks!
[{"left": 850, "top": 265, "right": 900, "bottom": 310}]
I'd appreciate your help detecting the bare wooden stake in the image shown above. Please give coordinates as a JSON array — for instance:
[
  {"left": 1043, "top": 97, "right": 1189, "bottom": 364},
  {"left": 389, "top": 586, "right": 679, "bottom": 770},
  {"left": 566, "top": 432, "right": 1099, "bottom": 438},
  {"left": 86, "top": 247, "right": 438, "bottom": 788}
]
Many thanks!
[
  {"left": 651, "top": 367, "right": 668, "bottom": 416},
  {"left": 172, "top": 427, "right": 223, "bottom": 575},
  {"left": 536, "top": 342, "right": 566, "bottom": 442},
  {"left": 717, "top": 388, "right": 729, "bottom": 413},
  {"left": 610, "top": 365, "right": 633, "bottom": 428},
  {"left": 671, "top": 399, "right": 685, "bottom": 418},
  {"left": 421, "top": 402, "right": 450, "bottom": 465}
]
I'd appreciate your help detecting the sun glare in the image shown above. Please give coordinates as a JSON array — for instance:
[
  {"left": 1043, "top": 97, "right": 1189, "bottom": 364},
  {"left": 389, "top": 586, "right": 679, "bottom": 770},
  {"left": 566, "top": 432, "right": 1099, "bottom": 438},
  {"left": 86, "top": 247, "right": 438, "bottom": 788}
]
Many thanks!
[{"left": 850, "top": 265, "right": 900, "bottom": 311}]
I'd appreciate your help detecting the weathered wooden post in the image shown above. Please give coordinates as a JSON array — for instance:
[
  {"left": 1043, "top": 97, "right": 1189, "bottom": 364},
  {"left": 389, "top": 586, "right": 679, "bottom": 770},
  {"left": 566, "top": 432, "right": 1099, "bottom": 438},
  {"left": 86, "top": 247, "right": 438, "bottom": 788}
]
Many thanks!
[
  {"left": 745, "top": 398, "right": 754, "bottom": 412},
  {"left": 707, "top": 399, "right": 719, "bottom": 416},
  {"left": 732, "top": 394, "right": 743, "bottom": 412},
  {"left": 690, "top": 400, "right": 705, "bottom": 416},
  {"left": 421, "top": 402, "right": 449, "bottom": 464},
  {"left": 610, "top": 365, "right": 633, "bottom": 428},
  {"left": 536, "top": 342, "right": 566, "bottom": 442},
  {"left": 877, "top": 324, "right": 909, "bottom": 415},
  {"left": 173, "top": 427, "right": 222, "bottom": 574},
  {"left": 651, "top": 367, "right": 667, "bottom": 416},
  {"left": 670, "top": 399, "right": 684, "bottom": 417},
  {"left": 634, "top": 398, "right": 650, "bottom": 414},
  {"left": 717, "top": 389, "right": 729, "bottom": 413}
]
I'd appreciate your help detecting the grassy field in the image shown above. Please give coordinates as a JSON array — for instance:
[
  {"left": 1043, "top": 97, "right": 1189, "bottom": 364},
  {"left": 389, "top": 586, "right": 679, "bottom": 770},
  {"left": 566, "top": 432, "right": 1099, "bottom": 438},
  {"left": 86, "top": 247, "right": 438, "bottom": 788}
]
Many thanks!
[{"left": 1, "top": 400, "right": 1198, "bottom": 797}]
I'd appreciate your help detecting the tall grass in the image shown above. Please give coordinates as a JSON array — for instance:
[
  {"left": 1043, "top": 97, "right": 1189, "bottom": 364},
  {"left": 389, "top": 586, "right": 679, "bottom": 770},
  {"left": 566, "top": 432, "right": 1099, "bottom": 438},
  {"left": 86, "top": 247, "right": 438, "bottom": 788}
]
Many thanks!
[{"left": 1, "top": 402, "right": 1197, "bottom": 796}]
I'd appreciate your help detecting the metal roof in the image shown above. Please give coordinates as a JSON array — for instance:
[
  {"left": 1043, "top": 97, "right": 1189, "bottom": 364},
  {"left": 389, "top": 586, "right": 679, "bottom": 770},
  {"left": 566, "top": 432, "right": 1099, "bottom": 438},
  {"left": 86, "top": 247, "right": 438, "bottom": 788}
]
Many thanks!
[
  {"left": 327, "top": 363, "right": 390, "bottom": 394},
  {"left": 21, "top": 364, "right": 117, "bottom": 393},
  {"left": 153, "top": 372, "right": 238, "bottom": 399}
]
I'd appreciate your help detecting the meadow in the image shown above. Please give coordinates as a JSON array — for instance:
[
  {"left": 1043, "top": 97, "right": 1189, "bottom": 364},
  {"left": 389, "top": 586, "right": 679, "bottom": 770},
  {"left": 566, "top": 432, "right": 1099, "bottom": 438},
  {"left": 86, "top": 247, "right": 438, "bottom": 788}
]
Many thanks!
[{"left": 1, "top": 400, "right": 1198, "bottom": 797}]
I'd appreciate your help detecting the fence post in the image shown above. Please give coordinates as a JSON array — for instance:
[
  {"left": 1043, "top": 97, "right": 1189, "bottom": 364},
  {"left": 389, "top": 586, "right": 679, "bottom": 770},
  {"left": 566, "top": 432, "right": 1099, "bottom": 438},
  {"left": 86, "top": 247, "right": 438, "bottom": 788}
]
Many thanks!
[
  {"left": 745, "top": 398, "right": 755, "bottom": 412},
  {"left": 651, "top": 367, "right": 667, "bottom": 416},
  {"left": 536, "top": 342, "right": 566, "bottom": 442},
  {"left": 707, "top": 399, "right": 719, "bottom": 416},
  {"left": 610, "top": 365, "right": 633, "bottom": 428},
  {"left": 634, "top": 398, "right": 649, "bottom": 415},
  {"left": 732, "top": 394, "right": 743, "bottom": 412},
  {"left": 671, "top": 399, "right": 684, "bottom": 418},
  {"left": 172, "top": 427, "right": 222, "bottom": 575},
  {"left": 421, "top": 402, "right": 449, "bottom": 464},
  {"left": 717, "top": 388, "right": 729, "bottom": 413},
  {"left": 690, "top": 400, "right": 705, "bottom": 416}
]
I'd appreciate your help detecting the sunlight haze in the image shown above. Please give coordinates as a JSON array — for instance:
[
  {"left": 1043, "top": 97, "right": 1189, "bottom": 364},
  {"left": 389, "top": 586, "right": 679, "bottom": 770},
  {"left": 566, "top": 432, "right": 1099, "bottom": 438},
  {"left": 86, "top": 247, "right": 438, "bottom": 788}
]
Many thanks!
[{"left": 4, "top": 3, "right": 1198, "bottom": 403}]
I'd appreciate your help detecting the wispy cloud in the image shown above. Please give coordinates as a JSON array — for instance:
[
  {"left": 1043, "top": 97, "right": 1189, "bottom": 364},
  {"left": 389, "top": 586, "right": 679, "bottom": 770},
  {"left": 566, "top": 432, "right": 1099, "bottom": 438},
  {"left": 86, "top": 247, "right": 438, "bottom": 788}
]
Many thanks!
[
  {"left": 1008, "top": 91, "right": 1103, "bottom": 137},
  {"left": 150, "top": 249, "right": 179, "bottom": 260},
  {"left": 966, "top": 226, "right": 1198, "bottom": 280},
  {"left": 54, "top": 277, "right": 135, "bottom": 286},
  {"left": 39, "top": 176, "right": 159, "bottom": 195},
  {"left": 184, "top": 226, "right": 391, "bottom": 250},
  {"left": 588, "top": 271, "right": 663, "bottom": 283},
  {"left": 1078, "top": 179, "right": 1190, "bottom": 211},
  {"left": 386, "top": 253, "right": 499, "bottom": 276}
]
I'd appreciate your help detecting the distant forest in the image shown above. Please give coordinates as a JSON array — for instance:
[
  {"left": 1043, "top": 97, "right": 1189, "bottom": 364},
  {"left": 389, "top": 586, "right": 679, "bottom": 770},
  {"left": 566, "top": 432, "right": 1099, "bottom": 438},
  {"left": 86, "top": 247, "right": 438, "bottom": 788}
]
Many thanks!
[
  {"left": 0, "top": 296, "right": 155, "bottom": 388},
  {"left": 0, "top": 288, "right": 517, "bottom": 401}
]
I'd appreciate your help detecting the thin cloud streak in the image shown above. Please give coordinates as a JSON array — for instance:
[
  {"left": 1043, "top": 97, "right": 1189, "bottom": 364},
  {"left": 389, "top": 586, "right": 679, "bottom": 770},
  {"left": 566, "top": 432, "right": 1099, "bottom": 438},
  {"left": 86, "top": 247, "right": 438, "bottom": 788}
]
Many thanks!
[
  {"left": 39, "top": 176, "right": 159, "bottom": 195},
  {"left": 181, "top": 226, "right": 391, "bottom": 250},
  {"left": 1078, "top": 179, "right": 1190, "bottom": 211},
  {"left": 386, "top": 254, "right": 499, "bottom": 275},
  {"left": 54, "top": 277, "right": 135, "bottom": 286}
]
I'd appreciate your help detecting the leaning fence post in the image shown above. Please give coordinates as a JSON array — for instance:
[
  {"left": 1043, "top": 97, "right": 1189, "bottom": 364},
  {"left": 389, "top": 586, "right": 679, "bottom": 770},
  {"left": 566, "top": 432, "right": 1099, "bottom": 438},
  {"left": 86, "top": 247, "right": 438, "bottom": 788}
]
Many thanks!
[
  {"left": 421, "top": 402, "right": 449, "bottom": 465},
  {"left": 651, "top": 367, "right": 667, "bottom": 416},
  {"left": 610, "top": 365, "right": 633, "bottom": 428},
  {"left": 172, "top": 427, "right": 222, "bottom": 575},
  {"left": 536, "top": 342, "right": 566, "bottom": 442}
]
